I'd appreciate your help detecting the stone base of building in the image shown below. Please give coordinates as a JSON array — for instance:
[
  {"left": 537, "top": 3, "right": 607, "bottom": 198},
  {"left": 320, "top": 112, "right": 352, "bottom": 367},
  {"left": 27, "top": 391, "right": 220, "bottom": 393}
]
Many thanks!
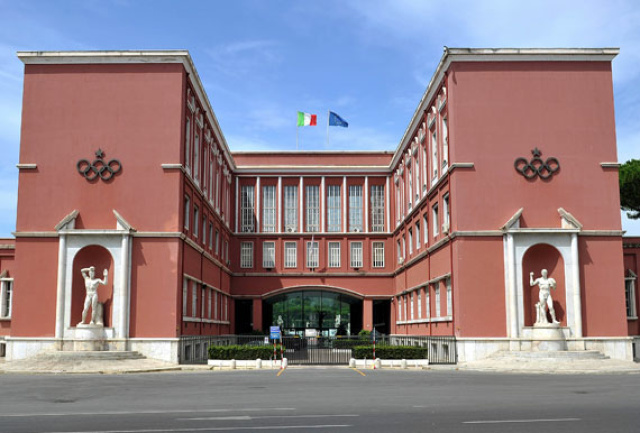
[{"left": 457, "top": 337, "right": 634, "bottom": 362}]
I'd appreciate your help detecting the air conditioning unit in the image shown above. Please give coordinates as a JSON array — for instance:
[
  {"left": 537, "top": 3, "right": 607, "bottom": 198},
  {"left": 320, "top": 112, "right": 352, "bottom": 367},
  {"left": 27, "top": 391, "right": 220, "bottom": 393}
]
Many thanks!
[
  {"left": 286, "top": 227, "right": 295, "bottom": 233},
  {"left": 442, "top": 223, "right": 450, "bottom": 234},
  {"left": 353, "top": 228, "right": 361, "bottom": 233}
]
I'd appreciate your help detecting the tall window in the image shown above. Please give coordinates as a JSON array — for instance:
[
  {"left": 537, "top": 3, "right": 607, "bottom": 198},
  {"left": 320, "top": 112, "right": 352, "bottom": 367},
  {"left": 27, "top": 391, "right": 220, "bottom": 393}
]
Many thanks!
[
  {"left": 370, "top": 185, "right": 385, "bottom": 232},
  {"left": 423, "top": 214, "right": 428, "bottom": 245},
  {"left": 408, "top": 228, "right": 413, "bottom": 255},
  {"left": 184, "top": 196, "right": 190, "bottom": 230},
  {"left": 431, "top": 129, "right": 438, "bottom": 181},
  {"left": 182, "top": 278, "right": 188, "bottom": 317},
  {"left": 240, "top": 242, "right": 253, "bottom": 268},
  {"left": 397, "top": 239, "right": 402, "bottom": 264},
  {"left": 417, "top": 289, "right": 422, "bottom": 319},
  {"left": 193, "top": 206, "right": 199, "bottom": 238},
  {"left": 284, "top": 185, "right": 298, "bottom": 232},
  {"left": 0, "top": 279, "right": 13, "bottom": 319},
  {"left": 262, "top": 185, "right": 276, "bottom": 233},
  {"left": 426, "top": 289, "right": 430, "bottom": 318},
  {"left": 192, "top": 280, "right": 198, "bottom": 318},
  {"left": 422, "top": 146, "right": 428, "bottom": 190},
  {"left": 284, "top": 242, "right": 297, "bottom": 268},
  {"left": 433, "top": 204, "right": 439, "bottom": 237},
  {"left": 442, "top": 117, "right": 448, "bottom": 169},
  {"left": 215, "top": 230, "right": 220, "bottom": 255},
  {"left": 443, "top": 194, "right": 450, "bottom": 232},
  {"left": 407, "top": 167, "right": 413, "bottom": 210},
  {"left": 327, "top": 185, "right": 341, "bottom": 232},
  {"left": 348, "top": 185, "right": 363, "bottom": 232},
  {"left": 397, "top": 296, "right": 402, "bottom": 321},
  {"left": 328, "top": 242, "right": 341, "bottom": 268},
  {"left": 193, "top": 132, "right": 200, "bottom": 182},
  {"left": 240, "top": 185, "right": 255, "bottom": 232},
  {"left": 446, "top": 277, "right": 452, "bottom": 316},
  {"left": 415, "top": 221, "right": 421, "bottom": 249},
  {"left": 410, "top": 291, "right": 415, "bottom": 320},
  {"left": 372, "top": 241, "right": 385, "bottom": 268},
  {"left": 306, "top": 241, "right": 319, "bottom": 268},
  {"left": 435, "top": 284, "right": 441, "bottom": 317},
  {"left": 414, "top": 156, "right": 420, "bottom": 202},
  {"left": 350, "top": 242, "right": 363, "bottom": 268},
  {"left": 185, "top": 118, "right": 191, "bottom": 173},
  {"left": 208, "top": 222, "right": 213, "bottom": 249},
  {"left": 306, "top": 185, "right": 320, "bottom": 232},
  {"left": 263, "top": 241, "right": 275, "bottom": 268},
  {"left": 626, "top": 271, "right": 637, "bottom": 318}
]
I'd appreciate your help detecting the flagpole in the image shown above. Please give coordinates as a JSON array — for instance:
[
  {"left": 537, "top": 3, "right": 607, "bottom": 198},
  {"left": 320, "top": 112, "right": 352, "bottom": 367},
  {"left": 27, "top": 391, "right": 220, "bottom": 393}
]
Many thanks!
[
  {"left": 326, "top": 110, "right": 330, "bottom": 148},
  {"left": 296, "top": 119, "right": 299, "bottom": 151}
]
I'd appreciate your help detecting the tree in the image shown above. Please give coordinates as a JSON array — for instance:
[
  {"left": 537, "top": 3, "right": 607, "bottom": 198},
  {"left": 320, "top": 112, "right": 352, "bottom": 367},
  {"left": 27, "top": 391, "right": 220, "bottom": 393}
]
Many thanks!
[{"left": 620, "top": 159, "right": 640, "bottom": 219}]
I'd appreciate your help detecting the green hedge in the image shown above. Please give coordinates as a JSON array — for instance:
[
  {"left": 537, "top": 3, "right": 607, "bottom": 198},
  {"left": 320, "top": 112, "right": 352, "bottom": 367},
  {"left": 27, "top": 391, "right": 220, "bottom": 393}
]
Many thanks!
[
  {"left": 332, "top": 339, "right": 368, "bottom": 349},
  {"left": 208, "top": 344, "right": 283, "bottom": 360},
  {"left": 352, "top": 345, "right": 427, "bottom": 360}
]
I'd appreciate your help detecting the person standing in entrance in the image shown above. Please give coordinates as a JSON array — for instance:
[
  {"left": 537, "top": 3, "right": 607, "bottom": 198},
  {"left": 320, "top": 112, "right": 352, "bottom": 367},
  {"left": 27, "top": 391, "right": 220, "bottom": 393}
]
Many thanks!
[{"left": 78, "top": 266, "right": 108, "bottom": 326}]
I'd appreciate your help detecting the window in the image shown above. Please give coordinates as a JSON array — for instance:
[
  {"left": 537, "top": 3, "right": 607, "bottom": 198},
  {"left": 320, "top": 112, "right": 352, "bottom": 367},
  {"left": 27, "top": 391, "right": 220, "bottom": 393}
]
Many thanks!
[
  {"left": 201, "top": 286, "right": 206, "bottom": 318},
  {"left": 328, "top": 242, "right": 341, "bottom": 268},
  {"left": 284, "top": 242, "right": 297, "bottom": 268},
  {"left": 414, "top": 156, "right": 420, "bottom": 202},
  {"left": 225, "top": 240, "right": 229, "bottom": 264},
  {"left": 372, "top": 241, "right": 385, "bottom": 268},
  {"left": 442, "top": 117, "right": 448, "bottom": 169},
  {"left": 397, "top": 296, "right": 402, "bottom": 321},
  {"left": 240, "top": 242, "right": 253, "bottom": 269},
  {"left": 423, "top": 214, "right": 428, "bottom": 245},
  {"left": 415, "top": 221, "right": 421, "bottom": 250},
  {"left": 240, "top": 185, "right": 255, "bottom": 232},
  {"left": 404, "top": 296, "right": 408, "bottom": 323},
  {"left": 208, "top": 222, "right": 213, "bottom": 249},
  {"left": 426, "top": 289, "right": 430, "bottom": 318},
  {"left": 410, "top": 291, "right": 415, "bottom": 320},
  {"left": 408, "top": 228, "right": 413, "bottom": 255},
  {"left": 193, "top": 206, "right": 199, "bottom": 238},
  {"left": 214, "top": 291, "right": 219, "bottom": 320},
  {"left": 182, "top": 278, "right": 188, "bottom": 317},
  {"left": 192, "top": 280, "right": 198, "bottom": 318},
  {"left": 446, "top": 277, "right": 452, "bottom": 316},
  {"left": 350, "top": 242, "right": 363, "bottom": 268},
  {"left": 184, "top": 196, "right": 190, "bottom": 230},
  {"left": 435, "top": 284, "right": 441, "bottom": 317},
  {"left": 327, "top": 185, "right": 341, "bottom": 232},
  {"left": 422, "top": 146, "right": 428, "bottom": 190},
  {"left": 431, "top": 129, "right": 438, "bottom": 181},
  {"left": 0, "top": 279, "right": 13, "bottom": 319},
  {"left": 407, "top": 167, "right": 412, "bottom": 210},
  {"left": 626, "top": 271, "right": 637, "bottom": 318},
  {"left": 433, "top": 204, "right": 439, "bottom": 237},
  {"left": 402, "top": 236, "right": 406, "bottom": 260},
  {"left": 202, "top": 216, "right": 207, "bottom": 246},
  {"left": 207, "top": 288, "right": 212, "bottom": 319},
  {"left": 306, "top": 241, "right": 319, "bottom": 268},
  {"left": 370, "top": 185, "right": 385, "bottom": 232},
  {"left": 443, "top": 194, "right": 450, "bottom": 233},
  {"left": 348, "top": 185, "right": 363, "bottom": 232},
  {"left": 306, "top": 185, "right": 320, "bottom": 232},
  {"left": 193, "top": 132, "right": 200, "bottom": 182},
  {"left": 215, "top": 230, "right": 220, "bottom": 255},
  {"left": 185, "top": 118, "right": 191, "bottom": 172},
  {"left": 397, "top": 239, "right": 402, "bottom": 264},
  {"left": 417, "top": 289, "right": 422, "bottom": 319},
  {"left": 262, "top": 186, "right": 276, "bottom": 233},
  {"left": 284, "top": 185, "right": 298, "bottom": 232},
  {"left": 263, "top": 241, "right": 275, "bottom": 268}
]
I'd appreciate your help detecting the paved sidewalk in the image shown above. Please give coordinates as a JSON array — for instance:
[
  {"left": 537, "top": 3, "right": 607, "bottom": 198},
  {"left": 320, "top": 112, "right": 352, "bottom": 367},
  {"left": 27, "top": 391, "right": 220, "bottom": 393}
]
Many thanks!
[{"left": 1, "top": 355, "right": 639, "bottom": 375}]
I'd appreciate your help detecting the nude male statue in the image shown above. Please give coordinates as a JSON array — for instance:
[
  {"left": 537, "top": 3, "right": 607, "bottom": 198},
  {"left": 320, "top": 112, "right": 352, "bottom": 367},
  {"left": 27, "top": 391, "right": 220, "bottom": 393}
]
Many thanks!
[
  {"left": 78, "top": 266, "right": 108, "bottom": 326},
  {"left": 530, "top": 269, "right": 559, "bottom": 324}
]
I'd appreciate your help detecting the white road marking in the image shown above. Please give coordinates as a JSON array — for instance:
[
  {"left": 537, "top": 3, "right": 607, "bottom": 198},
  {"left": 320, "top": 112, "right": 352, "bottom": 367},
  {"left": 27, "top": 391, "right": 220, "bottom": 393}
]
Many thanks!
[
  {"left": 0, "top": 408, "right": 297, "bottom": 418},
  {"left": 39, "top": 425, "right": 352, "bottom": 433},
  {"left": 180, "top": 414, "right": 359, "bottom": 421},
  {"left": 464, "top": 418, "right": 581, "bottom": 424}
]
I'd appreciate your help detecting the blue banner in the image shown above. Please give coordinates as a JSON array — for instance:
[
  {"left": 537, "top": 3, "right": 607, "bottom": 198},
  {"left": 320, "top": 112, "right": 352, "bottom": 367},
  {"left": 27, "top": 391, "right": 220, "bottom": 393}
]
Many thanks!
[{"left": 328, "top": 111, "right": 348, "bottom": 128}]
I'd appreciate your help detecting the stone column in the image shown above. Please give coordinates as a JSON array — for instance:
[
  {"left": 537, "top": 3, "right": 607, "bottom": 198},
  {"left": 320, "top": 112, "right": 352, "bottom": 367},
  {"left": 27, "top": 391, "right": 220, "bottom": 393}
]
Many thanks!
[
  {"left": 55, "top": 234, "right": 67, "bottom": 339},
  {"left": 117, "top": 234, "right": 131, "bottom": 339},
  {"left": 571, "top": 233, "right": 583, "bottom": 337},
  {"left": 252, "top": 298, "right": 263, "bottom": 331},
  {"left": 363, "top": 298, "right": 373, "bottom": 331}
]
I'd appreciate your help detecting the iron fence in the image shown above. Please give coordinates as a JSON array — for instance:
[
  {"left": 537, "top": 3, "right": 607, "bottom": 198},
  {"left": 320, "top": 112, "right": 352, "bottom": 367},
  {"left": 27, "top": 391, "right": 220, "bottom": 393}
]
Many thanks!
[{"left": 179, "top": 334, "right": 457, "bottom": 365}]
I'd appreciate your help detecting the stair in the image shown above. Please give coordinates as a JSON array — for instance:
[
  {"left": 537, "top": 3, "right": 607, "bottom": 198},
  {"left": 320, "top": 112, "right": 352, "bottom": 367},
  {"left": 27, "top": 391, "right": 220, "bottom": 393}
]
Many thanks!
[
  {"left": 35, "top": 351, "right": 145, "bottom": 361},
  {"left": 489, "top": 350, "right": 608, "bottom": 361}
]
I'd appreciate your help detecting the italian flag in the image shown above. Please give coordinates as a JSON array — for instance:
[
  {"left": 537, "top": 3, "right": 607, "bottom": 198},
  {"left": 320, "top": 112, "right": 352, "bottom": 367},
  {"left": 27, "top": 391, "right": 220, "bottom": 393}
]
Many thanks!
[{"left": 297, "top": 111, "right": 317, "bottom": 127}]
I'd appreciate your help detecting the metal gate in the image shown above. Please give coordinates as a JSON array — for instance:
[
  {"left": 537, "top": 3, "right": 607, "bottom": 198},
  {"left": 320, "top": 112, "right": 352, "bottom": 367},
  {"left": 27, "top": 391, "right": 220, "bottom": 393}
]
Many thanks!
[{"left": 282, "top": 336, "right": 353, "bottom": 365}]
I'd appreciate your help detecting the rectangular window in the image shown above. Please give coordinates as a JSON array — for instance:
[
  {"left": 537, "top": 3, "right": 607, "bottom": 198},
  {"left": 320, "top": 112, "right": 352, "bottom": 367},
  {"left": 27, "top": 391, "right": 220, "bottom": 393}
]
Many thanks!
[
  {"left": 284, "top": 185, "right": 298, "bottom": 232},
  {"left": 348, "top": 185, "right": 363, "bottom": 232},
  {"left": 185, "top": 118, "right": 191, "bottom": 172},
  {"left": 215, "top": 230, "right": 220, "bottom": 255},
  {"left": 626, "top": 272, "right": 637, "bottom": 318},
  {"left": 431, "top": 130, "right": 438, "bottom": 181},
  {"left": 397, "top": 296, "right": 402, "bottom": 321},
  {"left": 435, "top": 284, "right": 441, "bottom": 317},
  {"left": 202, "top": 216, "right": 207, "bottom": 246},
  {"left": 397, "top": 239, "right": 402, "bottom": 264},
  {"left": 423, "top": 214, "right": 428, "bottom": 245},
  {"left": 192, "top": 280, "right": 198, "bottom": 318},
  {"left": 306, "top": 241, "right": 319, "bottom": 268},
  {"left": 422, "top": 146, "right": 428, "bottom": 190},
  {"left": 184, "top": 196, "right": 190, "bottom": 230},
  {"left": 370, "top": 185, "right": 385, "bottom": 232},
  {"left": 214, "top": 291, "right": 219, "bottom": 320},
  {"left": 0, "top": 280, "right": 13, "bottom": 319},
  {"left": 372, "top": 241, "right": 385, "bottom": 268},
  {"left": 208, "top": 222, "right": 213, "bottom": 249},
  {"left": 240, "top": 242, "right": 253, "bottom": 269},
  {"left": 262, "top": 186, "right": 276, "bottom": 233},
  {"left": 414, "top": 156, "right": 420, "bottom": 202},
  {"left": 328, "top": 241, "right": 341, "bottom": 268},
  {"left": 240, "top": 185, "right": 255, "bottom": 232},
  {"left": 442, "top": 117, "right": 448, "bottom": 169},
  {"left": 284, "top": 242, "right": 297, "bottom": 268},
  {"left": 426, "top": 289, "right": 430, "bottom": 318},
  {"left": 417, "top": 289, "right": 422, "bottom": 319},
  {"left": 402, "top": 236, "right": 406, "bottom": 260},
  {"left": 404, "top": 296, "right": 408, "bottom": 323},
  {"left": 263, "top": 241, "right": 275, "bottom": 268},
  {"left": 407, "top": 167, "right": 413, "bottom": 210},
  {"left": 193, "top": 133, "right": 200, "bottom": 182},
  {"left": 433, "top": 204, "right": 439, "bottom": 237},
  {"left": 182, "top": 278, "right": 188, "bottom": 317},
  {"left": 410, "top": 291, "right": 415, "bottom": 320},
  {"left": 306, "top": 185, "right": 320, "bottom": 232},
  {"left": 415, "top": 221, "right": 421, "bottom": 250},
  {"left": 193, "top": 206, "right": 199, "bottom": 238},
  {"left": 327, "top": 185, "right": 341, "bottom": 232},
  {"left": 408, "top": 228, "right": 413, "bottom": 255},
  {"left": 446, "top": 277, "right": 452, "bottom": 316},
  {"left": 225, "top": 241, "right": 229, "bottom": 264},
  {"left": 201, "top": 287, "right": 206, "bottom": 318},
  {"left": 350, "top": 242, "right": 363, "bottom": 268},
  {"left": 443, "top": 194, "right": 450, "bottom": 233}
]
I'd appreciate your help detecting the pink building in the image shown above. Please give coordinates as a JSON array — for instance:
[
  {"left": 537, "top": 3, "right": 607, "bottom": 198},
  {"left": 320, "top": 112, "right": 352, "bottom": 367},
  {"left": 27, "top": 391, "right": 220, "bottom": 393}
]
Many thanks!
[{"left": 1, "top": 48, "right": 636, "bottom": 363}]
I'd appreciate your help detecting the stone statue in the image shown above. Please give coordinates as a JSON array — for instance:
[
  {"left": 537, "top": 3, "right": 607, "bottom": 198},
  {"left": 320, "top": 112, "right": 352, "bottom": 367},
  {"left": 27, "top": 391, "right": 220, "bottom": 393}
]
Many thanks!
[
  {"left": 78, "top": 266, "right": 108, "bottom": 326},
  {"left": 530, "top": 269, "right": 559, "bottom": 325}
]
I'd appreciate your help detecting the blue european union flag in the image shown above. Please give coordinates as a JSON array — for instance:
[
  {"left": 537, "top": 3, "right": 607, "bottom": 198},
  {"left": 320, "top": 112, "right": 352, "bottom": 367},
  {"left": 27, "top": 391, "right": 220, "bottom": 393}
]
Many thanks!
[{"left": 328, "top": 111, "right": 348, "bottom": 128}]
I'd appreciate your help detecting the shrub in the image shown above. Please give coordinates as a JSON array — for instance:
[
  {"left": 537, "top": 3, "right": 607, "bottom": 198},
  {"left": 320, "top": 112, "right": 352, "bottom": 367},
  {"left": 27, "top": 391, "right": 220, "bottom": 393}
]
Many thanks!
[
  {"left": 208, "top": 344, "right": 284, "bottom": 360},
  {"left": 332, "top": 339, "right": 362, "bottom": 349},
  {"left": 352, "top": 345, "right": 427, "bottom": 360}
]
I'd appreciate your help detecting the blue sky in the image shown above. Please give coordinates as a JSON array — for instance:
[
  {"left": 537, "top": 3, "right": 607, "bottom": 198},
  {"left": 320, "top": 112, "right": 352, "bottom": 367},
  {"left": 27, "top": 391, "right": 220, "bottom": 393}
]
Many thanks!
[{"left": 0, "top": 0, "right": 639, "bottom": 237}]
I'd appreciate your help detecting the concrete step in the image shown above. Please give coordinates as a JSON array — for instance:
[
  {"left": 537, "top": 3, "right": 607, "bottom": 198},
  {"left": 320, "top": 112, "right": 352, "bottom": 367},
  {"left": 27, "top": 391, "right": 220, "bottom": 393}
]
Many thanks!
[
  {"left": 489, "top": 350, "right": 608, "bottom": 361},
  {"left": 35, "top": 351, "right": 146, "bottom": 361}
]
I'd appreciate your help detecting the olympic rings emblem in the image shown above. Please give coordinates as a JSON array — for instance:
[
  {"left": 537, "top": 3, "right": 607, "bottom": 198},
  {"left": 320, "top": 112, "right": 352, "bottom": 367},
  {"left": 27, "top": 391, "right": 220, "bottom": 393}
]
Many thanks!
[
  {"left": 77, "top": 149, "right": 122, "bottom": 182},
  {"left": 514, "top": 148, "right": 560, "bottom": 180}
]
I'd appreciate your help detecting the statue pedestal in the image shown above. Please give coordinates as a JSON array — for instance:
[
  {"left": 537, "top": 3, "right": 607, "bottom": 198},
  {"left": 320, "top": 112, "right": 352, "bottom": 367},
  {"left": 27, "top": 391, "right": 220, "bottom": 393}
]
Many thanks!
[
  {"left": 69, "top": 325, "right": 115, "bottom": 351},
  {"left": 530, "top": 322, "right": 568, "bottom": 351}
]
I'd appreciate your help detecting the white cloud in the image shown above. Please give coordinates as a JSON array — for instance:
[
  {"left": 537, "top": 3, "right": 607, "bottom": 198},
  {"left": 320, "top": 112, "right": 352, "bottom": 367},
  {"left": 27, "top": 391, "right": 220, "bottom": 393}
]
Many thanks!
[{"left": 205, "top": 40, "right": 282, "bottom": 78}]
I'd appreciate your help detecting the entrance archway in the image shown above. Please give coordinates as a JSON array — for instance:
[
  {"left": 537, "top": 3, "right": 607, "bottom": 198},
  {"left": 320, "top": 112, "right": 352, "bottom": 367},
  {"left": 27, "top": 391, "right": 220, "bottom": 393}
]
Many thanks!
[
  {"left": 522, "top": 243, "right": 566, "bottom": 327},
  {"left": 72, "top": 245, "right": 114, "bottom": 327}
]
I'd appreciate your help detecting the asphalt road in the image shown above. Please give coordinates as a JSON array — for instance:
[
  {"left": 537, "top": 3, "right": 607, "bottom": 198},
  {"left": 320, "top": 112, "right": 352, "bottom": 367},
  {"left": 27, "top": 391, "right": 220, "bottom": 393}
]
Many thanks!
[{"left": 0, "top": 368, "right": 639, "bottom": 433}]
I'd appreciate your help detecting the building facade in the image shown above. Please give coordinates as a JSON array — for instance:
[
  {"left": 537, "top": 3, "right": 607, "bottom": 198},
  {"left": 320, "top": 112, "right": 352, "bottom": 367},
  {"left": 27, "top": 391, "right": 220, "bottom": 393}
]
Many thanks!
[{"left": 1, "top": 48, "right": 636, "bottom": 362}]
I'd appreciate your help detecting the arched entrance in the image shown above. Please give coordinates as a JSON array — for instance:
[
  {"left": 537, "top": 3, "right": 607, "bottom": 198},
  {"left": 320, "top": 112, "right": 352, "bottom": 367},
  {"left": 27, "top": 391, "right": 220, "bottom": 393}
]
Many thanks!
[
  {"left": 522, "top": 243, "right": 566, "bottom": 327},
  {"left": 72, "top": 245, "right": 114, "bottom": 327},
  {"left": 263, "top": 289, "right": 363, "bottom": 337}
]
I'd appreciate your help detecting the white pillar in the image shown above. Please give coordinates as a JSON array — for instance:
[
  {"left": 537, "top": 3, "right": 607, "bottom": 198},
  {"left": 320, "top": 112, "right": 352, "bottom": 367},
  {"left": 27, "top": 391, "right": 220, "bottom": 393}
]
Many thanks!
[
  {"left": 321, "top": 177, "right": 325, "bottom": 232},
  {"left": 55, "top": 234, "right": 67, "bottom": 338},
  {"left": 235, "top": 177, "right": 239, "bottom": 233},
  {"left": 506, "top": 233, "right": 518, "bottom": 338},
  {"left": 256, "top": 177, "right": 261, "bottom": 233},
  {"left": 118, "top": 234, "right": 131, "bottom": 339},
  {"left": 299, "top": 177, "right": 304, "bottom": 232},
  {"left": 342, "top": 176, "right": 347, "bottom": 232},
  {"left": 385, "top": 177, "right": 390, "bottom": 232},
  {"left": 364, "top": 176, "right": 369, "bottom": 232},
  {"left": 277, "top": 176, "right": 282, "bottom": 233},
  {"left": 571, "top": 233, "right": 583, "bottom": 337}
]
